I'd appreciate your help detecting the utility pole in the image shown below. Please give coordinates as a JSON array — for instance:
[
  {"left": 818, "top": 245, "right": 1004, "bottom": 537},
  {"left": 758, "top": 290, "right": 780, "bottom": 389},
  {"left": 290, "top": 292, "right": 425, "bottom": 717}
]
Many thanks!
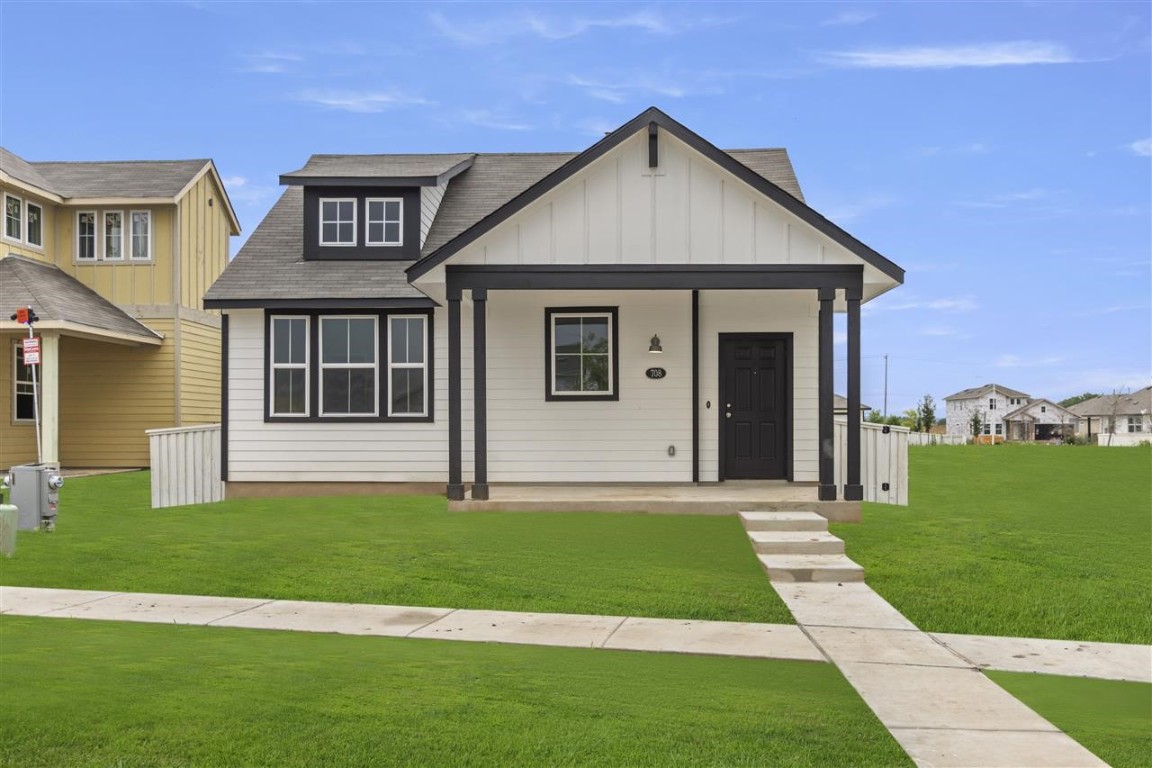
[{"left": 883, "top": 354, "right": 889, "bottom": 417}]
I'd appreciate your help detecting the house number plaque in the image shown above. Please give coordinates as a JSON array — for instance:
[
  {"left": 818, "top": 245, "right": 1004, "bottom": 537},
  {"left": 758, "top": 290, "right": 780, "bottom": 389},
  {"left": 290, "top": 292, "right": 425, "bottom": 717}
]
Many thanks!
[{"left": 645, "top": 367, "right": 667, "bottom": 379}]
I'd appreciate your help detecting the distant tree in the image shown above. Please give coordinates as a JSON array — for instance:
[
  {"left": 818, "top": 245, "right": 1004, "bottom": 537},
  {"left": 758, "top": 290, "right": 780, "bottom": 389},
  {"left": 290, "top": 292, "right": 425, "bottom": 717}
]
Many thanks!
[
  {"left": 969, "top": 410, "right": 984, "bottom": 442},
  {"left": 914, "top": 395, "right": 936, "bottom": 433},
  {"left": 900, "top": 408, "right": 919, "bottom": 430},
  {"left": 1059, "top": 392, "right": 1101, "bottom": 409},
  {"left": 866, "top": 409, "right": 885, "bottom": 424}
]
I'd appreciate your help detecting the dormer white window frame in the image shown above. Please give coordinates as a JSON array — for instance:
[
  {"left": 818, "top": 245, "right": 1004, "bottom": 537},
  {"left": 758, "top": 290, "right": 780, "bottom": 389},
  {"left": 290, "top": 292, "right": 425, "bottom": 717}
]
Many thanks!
[
  {"left": 319, "top": 198, "right": 357, "bottom": 247},
  {"left": 366, "top": 197, "right": 403, "bottom": 247}
]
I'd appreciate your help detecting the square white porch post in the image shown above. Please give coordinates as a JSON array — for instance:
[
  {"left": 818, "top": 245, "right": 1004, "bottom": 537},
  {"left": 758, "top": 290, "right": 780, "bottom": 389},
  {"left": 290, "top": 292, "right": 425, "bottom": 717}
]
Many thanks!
[{"left": 40, "top": 331, "right": 60, "bottom": 467}]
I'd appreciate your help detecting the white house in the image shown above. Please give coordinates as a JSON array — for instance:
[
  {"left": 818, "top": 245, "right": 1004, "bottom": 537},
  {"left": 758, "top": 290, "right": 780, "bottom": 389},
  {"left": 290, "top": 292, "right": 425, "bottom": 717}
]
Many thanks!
[
  {"left": 1001, "top": 399, "right": 1079, "bottom": 442},
  {"left": 944, "top": 384, "right": 1031, "bottom": 440},
  {"left": 1069, "top": 387, "right": 1152, "bottom": 446},
  {"left": 204, "top": 108, "right": 904, "bottom": 502}
]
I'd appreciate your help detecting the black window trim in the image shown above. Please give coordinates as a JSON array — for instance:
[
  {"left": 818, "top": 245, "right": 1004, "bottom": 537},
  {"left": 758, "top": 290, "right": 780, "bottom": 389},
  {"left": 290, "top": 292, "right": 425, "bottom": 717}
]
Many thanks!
[
  {"left": 543, "top": 306, "right": 620, "bottom": 402},
  {"left": 263, "top": 307, "right": 435, "bottom": 423}
]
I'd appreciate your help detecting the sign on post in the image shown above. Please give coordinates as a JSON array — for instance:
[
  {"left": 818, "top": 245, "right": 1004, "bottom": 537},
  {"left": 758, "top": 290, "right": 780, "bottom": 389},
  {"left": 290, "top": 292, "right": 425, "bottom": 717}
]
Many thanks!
[{"left": 22, "top": 337, "right": 40, "bottom": 365}]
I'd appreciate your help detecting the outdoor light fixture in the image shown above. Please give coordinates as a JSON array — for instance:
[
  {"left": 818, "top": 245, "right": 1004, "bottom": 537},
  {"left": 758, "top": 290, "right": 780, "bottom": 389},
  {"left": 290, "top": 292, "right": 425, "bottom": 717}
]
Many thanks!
[{"left": 648, "top": 334, "right": 663, "bottom": 353}]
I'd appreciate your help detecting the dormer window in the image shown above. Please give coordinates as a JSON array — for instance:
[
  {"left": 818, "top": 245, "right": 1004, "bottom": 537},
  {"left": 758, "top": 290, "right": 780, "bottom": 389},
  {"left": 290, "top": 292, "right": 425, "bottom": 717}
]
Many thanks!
[
  {"left": 367, "top": 198, "right": 403, "bottom": 246},
  {"left": 320, "top": 199, "right": 356, "bottom": 246}
]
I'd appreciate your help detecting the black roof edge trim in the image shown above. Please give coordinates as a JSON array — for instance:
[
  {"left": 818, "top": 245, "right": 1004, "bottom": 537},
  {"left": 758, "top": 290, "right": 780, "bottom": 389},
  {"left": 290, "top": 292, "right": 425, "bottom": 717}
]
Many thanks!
[
  {"left": 279, "top": 156, "right": 476, "bottom": 189},
  {"left": 205, "top": 297, "right": 439, "bottom": 310},
  {"left": 407, "top": 106, "right": 905, "bottom": 284}
]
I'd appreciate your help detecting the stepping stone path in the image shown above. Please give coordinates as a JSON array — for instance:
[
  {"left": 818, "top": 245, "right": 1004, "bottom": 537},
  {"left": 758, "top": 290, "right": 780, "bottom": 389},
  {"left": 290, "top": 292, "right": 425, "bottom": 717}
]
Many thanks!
[{"left": 740, "top": 511, "right": 864, "bottom": 583}]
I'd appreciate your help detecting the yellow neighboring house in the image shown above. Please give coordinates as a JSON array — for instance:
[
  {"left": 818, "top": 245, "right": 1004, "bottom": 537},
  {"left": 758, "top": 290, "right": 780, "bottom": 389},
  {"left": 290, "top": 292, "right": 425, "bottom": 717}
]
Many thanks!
[{"left": 0, "top": 147, "right": 239, "bottom": 468}]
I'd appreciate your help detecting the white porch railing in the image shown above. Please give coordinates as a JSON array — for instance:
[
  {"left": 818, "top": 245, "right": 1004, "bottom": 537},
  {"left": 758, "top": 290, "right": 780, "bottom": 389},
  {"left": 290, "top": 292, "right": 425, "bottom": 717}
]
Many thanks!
[
  {"left": 146, "top": 424, "right": 223, "bottom": 509},
  {"left": 907, "top": 432, "right": 966, "bottom": 446},
  {"left": 834, "top": 418, "right": 909, "bottom": 505}
]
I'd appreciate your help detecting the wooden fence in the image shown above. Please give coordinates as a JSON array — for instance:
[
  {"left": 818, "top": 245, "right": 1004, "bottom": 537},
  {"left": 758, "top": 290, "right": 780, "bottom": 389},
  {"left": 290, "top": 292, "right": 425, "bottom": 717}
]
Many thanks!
[
  {"left": 146, "top": 424, "right": 224, "bottom": 509},
  {"left": 834, "top": 419, "right": 909, "bottom": 505}
]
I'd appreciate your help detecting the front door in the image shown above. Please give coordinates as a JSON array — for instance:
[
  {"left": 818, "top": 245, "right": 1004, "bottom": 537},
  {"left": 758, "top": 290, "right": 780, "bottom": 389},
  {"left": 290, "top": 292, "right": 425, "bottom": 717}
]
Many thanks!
[{"left": 720, "top": 334, "right": 789, "bottom": 479}]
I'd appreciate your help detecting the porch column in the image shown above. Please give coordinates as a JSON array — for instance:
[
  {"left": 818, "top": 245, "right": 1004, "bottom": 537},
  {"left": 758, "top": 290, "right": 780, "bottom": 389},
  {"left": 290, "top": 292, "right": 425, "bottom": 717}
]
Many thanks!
[
  {"left": 844, "top": 287, "right": 863, "bottom": 501},
  {"left": 471, "top": 289, "right": 489, "bottom": 500},
  {"left": 818, "top": 288, "right": 836, "bottom": 501},
  {"left": 37, "top": 331, "right": 60, "bottom": 467},
  {"left": 446, "top": 289, "right": 465, "bottom": 500}
]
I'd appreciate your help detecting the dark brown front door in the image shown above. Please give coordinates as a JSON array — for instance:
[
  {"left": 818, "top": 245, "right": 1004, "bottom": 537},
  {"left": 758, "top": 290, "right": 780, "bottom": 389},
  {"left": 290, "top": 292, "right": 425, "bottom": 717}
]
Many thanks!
[{"left": 720, "top": 335, "right": 789, "bottom": 479}]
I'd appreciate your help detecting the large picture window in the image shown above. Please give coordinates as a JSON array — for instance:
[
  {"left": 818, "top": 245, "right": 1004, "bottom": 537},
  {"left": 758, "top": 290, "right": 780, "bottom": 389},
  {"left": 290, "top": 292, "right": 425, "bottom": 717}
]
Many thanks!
[
  {"left": 545, "top": 307, "right": 618, "bottom": 401},
  {"left": 270, "top": 316, "right": 309, "bottom": 416},
  {"left": 13, "top": 343, "right": 36, "bottom": 422},
  {"left": 266, "top": 310, "right": 433, "bottom": 422},
  {"left": 319, "top": 199, "right": 356, "bottom": 246},
  {"left": 366, "top": 198, "right": 403, "bottom": 246}
]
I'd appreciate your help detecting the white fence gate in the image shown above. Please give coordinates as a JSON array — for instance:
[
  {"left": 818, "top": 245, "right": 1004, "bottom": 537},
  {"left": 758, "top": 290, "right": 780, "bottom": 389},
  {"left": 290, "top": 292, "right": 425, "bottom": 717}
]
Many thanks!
[
  {"left": 146, "top": 424, "right": 223, "bottom": 509},
  {"left": 907, "top": 432, "right": 966, "bottom": 446},
  {"left": 834, "top": 419, "right": 909, "bottom": 505}
]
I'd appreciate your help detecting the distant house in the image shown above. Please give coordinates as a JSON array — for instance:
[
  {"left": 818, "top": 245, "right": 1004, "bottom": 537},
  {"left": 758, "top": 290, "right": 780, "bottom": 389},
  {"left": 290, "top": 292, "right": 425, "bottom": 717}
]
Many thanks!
[
  {"left": 1001, "top": 399, "right": 1079, "bottom": 442},
  {"left": 1069, "top": 387, "right": 1152, "bottom": 446},
  {"left": 834, "top": 393, "right": 871, "bottom": 416},
  {"left": 944, "top": 384, "right": 1031, "bottom": 440},
  {"left": 1, "top": 148, "right": 239, "bottom": 469}
]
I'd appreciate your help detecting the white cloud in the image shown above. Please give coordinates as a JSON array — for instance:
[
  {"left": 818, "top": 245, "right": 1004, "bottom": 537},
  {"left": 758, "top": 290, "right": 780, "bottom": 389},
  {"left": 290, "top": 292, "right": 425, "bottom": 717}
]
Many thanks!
[
  {"left": 819, "top": 41, "right": 1077, "bottom": 69},
  {"left": 1073, "top": 304, "right": 1150, "bottom": 317},
  {"left": 238, "top": 52, "right": 302, "bottom": 74},
  {"left": 568, "top": 74, "right": 692, "bottom": 103},
  {"left": 833, "top": 330, "right": 848, "bottom": 346},
  {"left": 429, "top": 9, "right": 731, "bottom": 46},
  {"left": 919, "top": 326, "right": 967, "bottom": 338},
  {"left": 291, "top": 89, "right": 432, "bottom": 113},
  {"left": 577, "top": 118, "right": 620, "bottom": 138},
  {"left": 823, "top": 194, "right": 897, "bottom": 223},
  {"left": 821, "top": 10, "right": 877, "bottom": 26},
  {"left": 459, "top": 109, "right": 534, "bottom": 132},
  {"left": 958, "top": 187, "right": 1061, "bottom": 209},
  {"left": 868, "top": 295, "right": 979, "bottom": 313},
  {"left": 1128, "top": 138, "right": 1152, "bottom": 157},
  {"left": 1057, "top": 369, "right": 1152, "bottom": 395},
  {"left": 994, "top": 354, "right": 1064, "bottom": 368},
  {"left": 219, "top": 175, "right": 276, "bottom": 206}
]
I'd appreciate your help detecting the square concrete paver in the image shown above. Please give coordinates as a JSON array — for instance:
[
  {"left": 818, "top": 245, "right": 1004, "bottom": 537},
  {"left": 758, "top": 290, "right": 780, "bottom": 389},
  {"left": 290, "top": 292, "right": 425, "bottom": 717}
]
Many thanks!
[
  {"left": 603, "top": 618, "right": 824, "bottom": 661},
  {"left": 212, "top": 600, "right": 452, "bottom": 637},
  {"left": 932, "top": 632, "right": 1152, "bottom": 683},
  {"left": 410, "top": 610, "right": 625, "bottom": 648},
  {"left": 772, "top": 582, "right": 916, "bottom": 630},
  {"left": 0, "top": 586, "right": 121, "bottom": 616},
  {"left": 890, "top": 728, "right": 1107, "bottom": 767},
  {"left": 42, "top": 592, "right": 270, "bottom": 625},
  {"left": 837, "top": 662, "right": 1060, "bottom": 731},
  {"left": 807, "top": 626, "right": 970, "bottom": 668}
]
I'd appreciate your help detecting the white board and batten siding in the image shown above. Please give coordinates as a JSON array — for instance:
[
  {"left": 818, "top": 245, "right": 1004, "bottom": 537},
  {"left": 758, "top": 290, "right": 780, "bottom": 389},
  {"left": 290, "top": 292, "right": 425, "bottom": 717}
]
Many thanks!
[
  {"left": 834, "top": 419, "right": 909, "bottom": 505},
  {"left": 147, "top": 424, "right": 224, "bottom": 508}
]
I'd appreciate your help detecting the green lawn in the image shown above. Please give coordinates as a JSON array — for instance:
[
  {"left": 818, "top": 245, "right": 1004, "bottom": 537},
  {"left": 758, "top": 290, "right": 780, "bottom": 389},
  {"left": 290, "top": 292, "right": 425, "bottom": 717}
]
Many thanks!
[
  {"left": 987, "top": 671, "right": 1152, "bottom": 768},
  {"left": 833, "top": 444, "right": 1152, "bottom": 643},
  {"left": 0, "top": 616, "right": 910, "bottom": 767},
  {"left": 0, "top": 471, "right": 790, "bottom": 624}
]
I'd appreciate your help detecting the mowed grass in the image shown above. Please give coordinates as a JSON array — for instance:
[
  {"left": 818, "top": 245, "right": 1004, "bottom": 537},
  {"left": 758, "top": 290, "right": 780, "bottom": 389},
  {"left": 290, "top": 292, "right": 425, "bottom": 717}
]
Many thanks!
[
  {"left": 986, "top": 671, "right": 1152, "bottom": 768},
  {"left": 833, "top": 444, "right": 1152, "bottom": 643},
  {"left": 0, "top": 616, "right": 910, "bottom": 768},
  {"left": 1, "top": 471, "right": 790, "bottom": 623}
]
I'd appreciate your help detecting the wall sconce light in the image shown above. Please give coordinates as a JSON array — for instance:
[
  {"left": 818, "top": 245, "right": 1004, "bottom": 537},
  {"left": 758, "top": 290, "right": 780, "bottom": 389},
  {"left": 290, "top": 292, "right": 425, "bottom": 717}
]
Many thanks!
[{"left": 648, "top": 334, "right": 663, "bottom": 353}]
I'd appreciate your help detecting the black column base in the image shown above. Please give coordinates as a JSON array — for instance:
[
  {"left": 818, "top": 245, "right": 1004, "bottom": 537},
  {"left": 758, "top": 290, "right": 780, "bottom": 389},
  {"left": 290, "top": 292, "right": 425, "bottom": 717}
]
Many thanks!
[
  {"left": 818, "top": 484, "right": 838, "bottom": 501},
  {"left": 843, "top": 484, "right": 863, "bottom": 501},
  {"left": 471, "top": 483, "right": 490, "bottom": 501},
  {"left": 446, "top": 483, "right": 466, "bottom": 501}
]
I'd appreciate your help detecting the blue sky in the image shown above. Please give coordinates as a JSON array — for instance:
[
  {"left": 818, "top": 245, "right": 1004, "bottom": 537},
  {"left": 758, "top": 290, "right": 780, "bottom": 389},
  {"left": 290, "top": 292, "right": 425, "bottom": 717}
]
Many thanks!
[{"left": 2, "top": 1, "right": 1149, "bottom": 413}]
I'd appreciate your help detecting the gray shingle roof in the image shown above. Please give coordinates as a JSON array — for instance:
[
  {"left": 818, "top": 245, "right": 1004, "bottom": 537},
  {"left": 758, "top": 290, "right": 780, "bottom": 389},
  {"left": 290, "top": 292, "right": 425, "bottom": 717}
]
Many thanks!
[
  {"left": 1068, "top": 387, "right": 1152, "bottom": 417},
  {"left": 1, "top": 147, "right": 57, "bottom": 193},
  {"left": 281, "top": 153, "right": 475, "bottom": 183},
  {"left": 204, "top": 187, "right": 424, "bottom": 304},
  {"left": 32, "top": 159, "right": 210, "bottom": 198},
  {"left": 833, "top": 393, "right": 872, "bottom": 412},
  {"left": 209, "top": 147, "right": 805, "bottom": 303},
  {"left": 0, "top": 255, "right": 162, "bottom": 341},
  {"left": 943, "top": 383, "right": 1031, "bottom": 401}
]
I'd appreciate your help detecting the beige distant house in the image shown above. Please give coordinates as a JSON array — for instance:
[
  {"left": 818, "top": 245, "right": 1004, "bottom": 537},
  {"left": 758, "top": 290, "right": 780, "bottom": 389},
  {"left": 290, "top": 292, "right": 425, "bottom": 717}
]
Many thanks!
[
  {"left": 1069, "top": 387, "right": 1152, "bottom": 445},
  {"left": 0, "top": 148, "right": 239, "bottom": 468}
]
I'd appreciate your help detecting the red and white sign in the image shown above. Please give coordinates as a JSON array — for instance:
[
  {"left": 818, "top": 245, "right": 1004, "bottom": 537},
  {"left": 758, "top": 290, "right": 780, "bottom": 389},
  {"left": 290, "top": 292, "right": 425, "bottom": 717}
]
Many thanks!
[{"left": 21, "top": 337, "right": 40, "bottom": 366}]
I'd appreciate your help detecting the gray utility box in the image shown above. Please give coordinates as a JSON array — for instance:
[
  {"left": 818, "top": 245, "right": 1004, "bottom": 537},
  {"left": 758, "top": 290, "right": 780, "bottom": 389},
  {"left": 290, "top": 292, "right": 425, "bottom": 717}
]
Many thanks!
[{"left": 8, "top": 464, "right": 63, "bottom": 531}]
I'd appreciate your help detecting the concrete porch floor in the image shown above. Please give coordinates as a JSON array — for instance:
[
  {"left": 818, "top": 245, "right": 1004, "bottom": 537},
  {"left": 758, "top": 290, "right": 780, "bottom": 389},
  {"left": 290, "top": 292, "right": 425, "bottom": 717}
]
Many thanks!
[{"left": 449, "top": 482, "right": 861, "bottom": 520}]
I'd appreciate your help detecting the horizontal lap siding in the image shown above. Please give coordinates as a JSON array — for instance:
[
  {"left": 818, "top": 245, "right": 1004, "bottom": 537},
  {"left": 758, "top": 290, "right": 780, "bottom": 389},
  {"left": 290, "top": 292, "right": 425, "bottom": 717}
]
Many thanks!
[{"left": 58, "top": 319, "right": 177, "bottom": 467}]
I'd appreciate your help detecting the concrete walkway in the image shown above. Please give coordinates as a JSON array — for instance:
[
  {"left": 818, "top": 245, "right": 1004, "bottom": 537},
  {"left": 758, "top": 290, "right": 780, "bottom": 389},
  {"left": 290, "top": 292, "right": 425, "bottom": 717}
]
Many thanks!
[{"left": 3, "top": 585, "right": 1149, "bottom": 767}]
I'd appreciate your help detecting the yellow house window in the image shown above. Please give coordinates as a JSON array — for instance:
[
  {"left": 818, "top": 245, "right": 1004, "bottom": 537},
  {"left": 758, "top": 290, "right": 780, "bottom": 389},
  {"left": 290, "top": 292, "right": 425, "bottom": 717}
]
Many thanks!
[
  {"left": 13, "top": 343, "right": 36, "bottom": 422},
  {"left": 26, "top": 203, "right": 42, "bottom": 247},
  {"left": 4, "top": 194, "right": 21, "bottom": 241},
  {"left": 130, "top": 211, "right": 151, "bottom": 260},
  {"left": 104, "top": 211, "right": 124, "bottom": 260},
  {"left": 77, "top": 211, "right": 97, "bottom": 260}
]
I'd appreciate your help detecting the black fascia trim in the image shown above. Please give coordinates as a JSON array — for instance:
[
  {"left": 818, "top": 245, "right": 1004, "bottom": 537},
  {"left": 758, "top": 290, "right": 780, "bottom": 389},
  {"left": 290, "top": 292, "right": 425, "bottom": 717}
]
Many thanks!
[
  {"left": 544, "top": 306, "right": 620, "bottom": 402},
  {"left": 206, "top": 297, "right": 437, "bottom": 310},
  {"left": 717, "top": 332, "right": 793, "bottom": 482},
  {"left": 408, "top": 106, "right": 904, "bottom": 284},
  {"left": 447, "top": 264, "right": 864, "bottom": 292},
  {"left": 263, "top": 307, "right": 436, "bottom": 424},
  {"left": 221, "top": 312, "right": 229, "bottom": 483}
]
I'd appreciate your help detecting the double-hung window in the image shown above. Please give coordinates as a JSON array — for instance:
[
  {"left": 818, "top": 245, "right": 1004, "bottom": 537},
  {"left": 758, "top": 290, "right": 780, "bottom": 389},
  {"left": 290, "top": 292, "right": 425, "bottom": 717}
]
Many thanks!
[
  {"left": 1128, "top": 416, "right": 1143, "bottom": 433},
  {"left": 388, "top": 316, "right": 427, "bottom": 416},
  {"left": 13, "top": 343, "right": 36, "bottom": 422},
  {"left": 320, "top": 317, "right": 378, "bottom": 416},
  {"left": 77, "top": 212, "right": 97, "bottom": 260},
  {"left": 270, "top": 317, "right": 309, "bottom": 416},
  {"left": 130, "top": 211, "right": 151, "bottom": 260},
  {"left": 104, "top": 211, "right": 124, "bottom": 260},
  {"left": 366, "top": 198, "right": 402, "bottom": 246},
  {"left": 320, "top": 199, "right": 356, "bottom": 246},
  {"left": 545, "top": 308, "right": 618, "bottom": 400},
  {"left": 26, "top": 203, "right": 42, "bottom": 247},
  {"left": 4, "top": 194, "right": 21, "bottom": 241}
]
